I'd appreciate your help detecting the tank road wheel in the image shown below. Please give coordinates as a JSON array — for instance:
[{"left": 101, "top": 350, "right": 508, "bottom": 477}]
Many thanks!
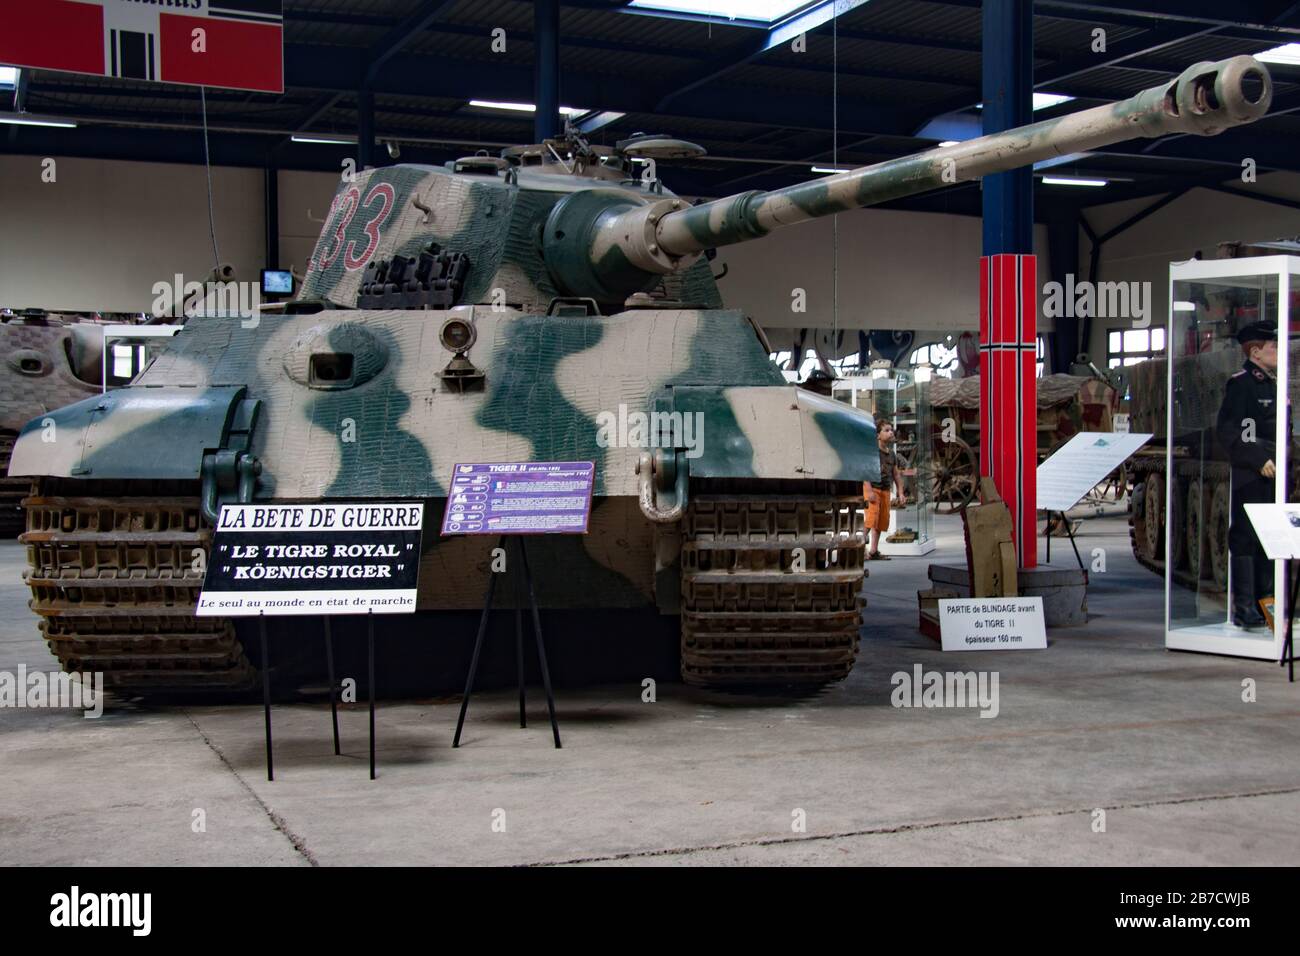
[
  {"left": 1207, "top": 480, "right": 1232, "bottom": 593},
  {"left": 20, "top": 480, "right": 256, "bottom": 694},
  {"left": 680, "top": 486, "right": 865, "bottom": 687},
  {"left": 1129, "top": 475, "right": 1148, "bottom": 566},
  {"left": 1167, "top": 482, "right": 1186, "bottom": 571},
  {"left": 0, "top": 430, "right": 29, "bottom": 537},
  {"left": 1135, "top": 474, "right": 1164, "bottom": 562},
  {"left": 1186, "top": 478, "right": 1205, "bottom": 580}
]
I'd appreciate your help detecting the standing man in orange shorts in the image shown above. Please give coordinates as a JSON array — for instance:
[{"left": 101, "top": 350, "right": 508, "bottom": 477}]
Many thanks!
[{"left": 865, "top": 421, "right": 905, "bottom": 560}]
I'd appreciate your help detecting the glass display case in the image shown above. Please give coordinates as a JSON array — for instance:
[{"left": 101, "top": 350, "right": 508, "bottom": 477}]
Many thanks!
[
  {"left": 1164, "top": 256, "right": 1298, "bottom": 660},
  {"left": 831, "top": 366, "right": 935, "bottom": 556}
]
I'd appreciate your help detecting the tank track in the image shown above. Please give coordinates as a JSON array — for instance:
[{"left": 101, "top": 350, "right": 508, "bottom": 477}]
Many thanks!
[
  {"left": 20, "top": 479, "right": 257, "bottom": 693},
  {"left": 1127, "top": 452, "right": 1229, "bottom": 593},
  {"left": 0, "top": 431, "right": 28, "bottom": 537},
  {"left": 680, "top": 485, "right": 866, "bottom": 686}
]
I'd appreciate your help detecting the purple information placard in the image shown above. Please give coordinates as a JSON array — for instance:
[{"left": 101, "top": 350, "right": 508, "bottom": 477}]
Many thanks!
[{"left": 441, "top": 461, "right": 596, "bottom": 536}]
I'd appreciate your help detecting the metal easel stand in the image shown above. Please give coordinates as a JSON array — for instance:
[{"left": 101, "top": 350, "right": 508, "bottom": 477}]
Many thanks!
[
  {"left": 1282, "top": 559, "right": 1297, "bottom": 684},
  {"left": 261, "top": 609, "right": 378, "bottom": 781},
  {"left": 453, "top": 535, "right": 562, "bottom": 749},
  {"left": 1045, "top": 510, "right": 1086, "bottom": 573}
]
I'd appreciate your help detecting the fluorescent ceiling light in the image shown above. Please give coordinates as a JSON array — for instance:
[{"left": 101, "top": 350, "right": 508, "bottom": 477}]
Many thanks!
[
  {"left": 937, "top": 140, "right": 959, "bottom": 147},
  {"left": 1040, "top": 176, "right": 1107, "bottom": 187},
  {"left": 0, "top": 112, "right": 76, "bottom": 128},
  {"left": 1173, "top": 301, "right": 1197, "bottom": 312},
  {"left": 811, "top": 165, "right": 852, "bottom": 173},
  {"left": 629, "top": 0, "right": 810, "bottom": 22},
  {"left": 467, "top": 100, "right": 587, "bottom": 116},
  {"left": 1256, "top": 42, "right": 1300, "bottom": 65},
  {"left": 0, "top": 67, "right": 18, "bottom": 90},
  {"left": 291, "top": 134, "right": 354, "bottom": 144},
  {"left": 976, "top": 92, "right": 1076, "bottom": 111}
]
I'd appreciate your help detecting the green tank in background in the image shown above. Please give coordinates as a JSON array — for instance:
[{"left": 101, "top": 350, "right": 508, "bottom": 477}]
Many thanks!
[
  {"left": 9, "top": 56, "right": 1274, "bottom": 695},
  {"left": 0, "top": 313, "right": 104, "bottom": 536}
]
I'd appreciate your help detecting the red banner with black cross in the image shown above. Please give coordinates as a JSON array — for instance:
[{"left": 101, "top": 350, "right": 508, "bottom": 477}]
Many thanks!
[
  {"left": 0, "top": 0, "right": 283, "bottom": 93},
  {"left": 979, "top": 253, "right": 1038, "bottom": 569}
]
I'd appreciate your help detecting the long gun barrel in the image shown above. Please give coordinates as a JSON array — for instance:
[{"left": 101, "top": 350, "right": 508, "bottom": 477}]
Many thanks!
[{"left": 552, "top": 56, "right": 1270, "bottom": 304}]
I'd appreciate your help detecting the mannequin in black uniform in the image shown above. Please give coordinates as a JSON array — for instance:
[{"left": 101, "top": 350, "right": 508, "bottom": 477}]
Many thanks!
[{"left": 1215, "top": 321, "right": 1279, "bottom": 628}]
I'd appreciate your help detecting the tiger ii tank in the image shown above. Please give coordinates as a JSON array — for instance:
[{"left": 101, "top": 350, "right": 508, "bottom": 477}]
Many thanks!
[{"left": 10, "top": 56, "right": 1273, "bottom": 693}]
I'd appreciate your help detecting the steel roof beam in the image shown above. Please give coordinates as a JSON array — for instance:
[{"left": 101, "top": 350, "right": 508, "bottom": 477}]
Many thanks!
[
  {"left": 1031, "top": 0, "right": 1300, "bottom": 36},
  {"left": 363, "top": 0, "right": 458, "bottom": 89},
  {"left": 654, "top": 0, "right": 871, "bottom": 110}
]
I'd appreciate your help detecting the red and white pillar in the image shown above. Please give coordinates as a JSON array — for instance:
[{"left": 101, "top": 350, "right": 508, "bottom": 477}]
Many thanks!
[{"left": 979, "top": 254, "right": 1037, "bottom": 569}]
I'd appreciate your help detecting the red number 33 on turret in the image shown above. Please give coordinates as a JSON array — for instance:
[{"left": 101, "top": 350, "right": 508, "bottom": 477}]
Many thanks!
[{"left": 318, "top": 182, "right": 396, "bottom": 271}]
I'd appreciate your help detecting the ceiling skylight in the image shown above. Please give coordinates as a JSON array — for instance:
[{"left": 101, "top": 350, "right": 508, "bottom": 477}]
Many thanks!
[
  {"left": 1256, "top": 42, "right": 1300, "bottom": 65},
  {"left": 1032, "top": 92, "right": 1075, "bottom": 110},
  {"left": 629, "top": 1, "right": 814, "bottom": 23},
  {"left": 975, "top": 92, "right": 1076, "bottom": 111}
]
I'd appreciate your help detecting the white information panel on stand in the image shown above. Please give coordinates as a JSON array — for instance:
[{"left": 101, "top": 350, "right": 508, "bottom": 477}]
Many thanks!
[
  {"left": 1244, "top": 504, "right": 1300, "bottom": 561},
  {"left": 1037, "top": 432, "right": 1152, "bottom": 512}
]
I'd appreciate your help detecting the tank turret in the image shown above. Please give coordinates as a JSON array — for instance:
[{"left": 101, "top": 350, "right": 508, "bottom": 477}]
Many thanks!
[{"left": 297, "top": 56, "right": 1271, "bottom": 314}]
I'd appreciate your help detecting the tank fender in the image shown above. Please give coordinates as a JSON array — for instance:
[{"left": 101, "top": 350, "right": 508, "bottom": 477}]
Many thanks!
[
  {"left": 10, "top": 386, "right": 262, "bottom": 500},
  {"left": 663, "top": 385, "right": 880, "bottom": 483}
]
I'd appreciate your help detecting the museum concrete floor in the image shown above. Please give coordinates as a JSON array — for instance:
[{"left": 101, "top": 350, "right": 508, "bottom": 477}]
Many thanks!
[{"left": 2, "top": 513, "right": 1298, "bottom": 866}]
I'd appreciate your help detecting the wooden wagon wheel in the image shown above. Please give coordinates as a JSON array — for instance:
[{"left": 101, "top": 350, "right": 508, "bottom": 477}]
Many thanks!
[
  {"left": 1207, "top": 480, "right": 1231, "bottom": 592},
  {"left": 920, "top": 435, "right": 978, "bottom": 514},
  {"left": 1079, "top": 456, "right": 1126, "bottom": 509},
  {"left": 1111, "top": 467, "right": 1127, "bottom": 504}
]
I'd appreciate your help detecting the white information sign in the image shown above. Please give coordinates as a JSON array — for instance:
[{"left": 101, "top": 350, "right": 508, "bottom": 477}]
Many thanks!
[
  {"left": 1036, "top": 431, "right": 1153, "bottom": 512},
  {"left": 197, "top": 503, "right": 424, "bottom": 617},
  {"left": 1243, "top": 503, "right": 1300, "bottom": 561},
  {"left": 939, "top": 597, "right": 1047, "bottom": 651}
]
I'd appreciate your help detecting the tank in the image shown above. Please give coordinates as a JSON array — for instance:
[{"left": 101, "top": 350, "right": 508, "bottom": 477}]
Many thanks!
[
  {"left": 0, "top": 314, "right": 104, "bottom": 536},
  {"left": 10, "top": 56, "right": 1274, "bottom": 693}
]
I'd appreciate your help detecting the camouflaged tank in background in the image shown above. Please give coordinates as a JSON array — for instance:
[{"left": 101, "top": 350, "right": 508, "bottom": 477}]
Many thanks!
[
  {"left": 10, "top": 56, "right": 1274, "bottom": 693},
  {"left": 0, "top": 315, "right": 103, "bottom": 536}
]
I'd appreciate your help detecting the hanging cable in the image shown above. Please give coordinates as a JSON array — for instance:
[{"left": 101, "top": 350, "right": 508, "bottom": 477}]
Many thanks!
[{"left": 200, "top": 86, "right": 221, "bottom": 270}]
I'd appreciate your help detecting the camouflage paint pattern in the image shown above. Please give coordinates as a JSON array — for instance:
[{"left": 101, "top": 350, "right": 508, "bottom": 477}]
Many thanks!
[{"left": 11, "top": 306, "right": 872, "bottom": 608}]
